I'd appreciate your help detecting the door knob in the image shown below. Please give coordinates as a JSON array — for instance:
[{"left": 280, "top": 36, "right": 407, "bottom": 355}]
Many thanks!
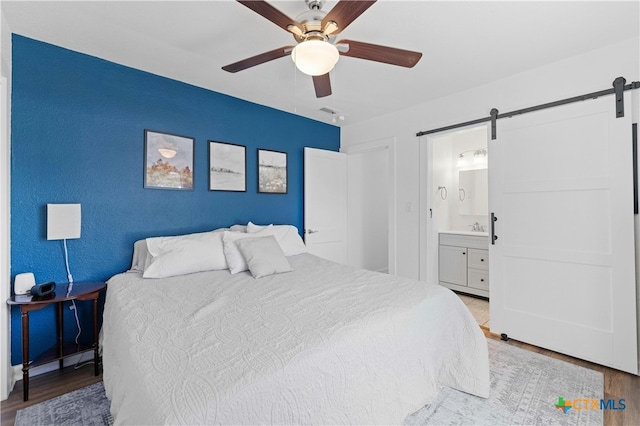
[{"left": 306, "top": 229, "right": 319, "bottom": 234}]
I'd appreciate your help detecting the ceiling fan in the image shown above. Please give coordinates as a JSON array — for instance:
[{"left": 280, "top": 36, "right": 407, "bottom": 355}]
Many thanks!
[{"left": 222, "top": 0, "right": 422, "bottom": 98}]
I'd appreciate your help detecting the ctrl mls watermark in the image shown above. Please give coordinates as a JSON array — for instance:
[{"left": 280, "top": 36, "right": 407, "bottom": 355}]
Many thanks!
[{"left": 555, "top": 397, "right": 627, "bottom": 414}]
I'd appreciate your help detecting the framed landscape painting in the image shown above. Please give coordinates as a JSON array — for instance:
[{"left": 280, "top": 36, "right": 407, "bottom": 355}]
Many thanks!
[
  {"left": 258, "top": 149, "right": 287, "bottom": 194},
  {"left": 209, "top": 141, "right": 246, "bottom": 192},
  {"left": 144, "top": 130, "right": 194, "bottom": 190}
]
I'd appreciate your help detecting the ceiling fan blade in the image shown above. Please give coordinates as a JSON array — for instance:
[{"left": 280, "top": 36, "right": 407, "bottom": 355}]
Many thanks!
[
  {"left": 337, "top": 39, "right": 422, "bottom": 68},
  {"left": 322, "top": 1, "right": 376, "bottom": 35},
  {"left": 312, "top": 73, "right": 332, "bottom": 98},
  {"left": 237, "top": 0, "right": 303, "bottom": 34},
  {"left": 222, "top": 46, "right": 294, "bottom": 73}
]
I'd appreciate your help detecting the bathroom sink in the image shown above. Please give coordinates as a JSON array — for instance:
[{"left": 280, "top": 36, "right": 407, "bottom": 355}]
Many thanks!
[{"left": 440, "top": 230, "right": 489, "bottom": 237}]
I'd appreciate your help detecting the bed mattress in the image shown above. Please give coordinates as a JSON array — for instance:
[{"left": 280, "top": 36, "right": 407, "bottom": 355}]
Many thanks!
[{"left": 102, "top": 253, "right": 489, "bottom": 424}]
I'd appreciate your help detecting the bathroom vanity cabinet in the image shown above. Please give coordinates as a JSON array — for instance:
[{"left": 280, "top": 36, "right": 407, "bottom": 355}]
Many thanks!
[{"left": 438, "top": 232, "right": 489, "bottom": 298}]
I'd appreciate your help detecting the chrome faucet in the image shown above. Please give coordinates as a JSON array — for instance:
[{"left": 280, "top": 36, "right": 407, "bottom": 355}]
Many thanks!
[{"left": 469, "top": 222, "right": 484, "bottom": 232}]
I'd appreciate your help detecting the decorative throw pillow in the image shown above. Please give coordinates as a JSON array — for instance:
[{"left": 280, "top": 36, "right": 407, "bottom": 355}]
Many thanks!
[
  {"left": 222, "top": 226, "right": 274, "bottom": 274},
  {"left": 235, "top": 236, "right": 293, "bottom": 279}
]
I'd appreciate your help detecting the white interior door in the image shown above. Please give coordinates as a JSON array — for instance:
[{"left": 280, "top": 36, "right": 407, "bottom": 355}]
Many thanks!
[
  {"left": 304, "top": 147, "right": 347, "bottom": 264},
  {"left": 489, "top": 95, "right": 638, "bottom": 374}
]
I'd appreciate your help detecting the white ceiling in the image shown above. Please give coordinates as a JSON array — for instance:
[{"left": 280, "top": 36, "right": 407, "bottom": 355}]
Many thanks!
[{"left": 2, "top": 1, "right": 639, "bottom": 126}]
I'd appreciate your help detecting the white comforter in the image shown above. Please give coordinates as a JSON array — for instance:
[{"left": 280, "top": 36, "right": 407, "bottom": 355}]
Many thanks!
[{"left": 102, "top": 254, "right": 489, "bottom": 425}]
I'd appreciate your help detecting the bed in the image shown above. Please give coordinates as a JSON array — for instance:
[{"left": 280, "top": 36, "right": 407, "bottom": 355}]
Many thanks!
[{"left": 101, "top": 224, "right": 490, "bottom": 425}]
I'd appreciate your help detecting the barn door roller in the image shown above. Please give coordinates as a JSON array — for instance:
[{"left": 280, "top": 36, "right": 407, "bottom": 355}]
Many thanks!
[
  {"left": 613, "top": 77, "right": 626, "bottom": 118},
  {"left": 490, "top": 108, "right": 499, "bottom": 140}
]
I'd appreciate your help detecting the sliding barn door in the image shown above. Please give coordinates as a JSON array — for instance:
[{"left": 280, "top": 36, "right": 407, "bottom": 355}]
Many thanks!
[{"left": 489, "top": 95, "right": 638, "bottom": 374}]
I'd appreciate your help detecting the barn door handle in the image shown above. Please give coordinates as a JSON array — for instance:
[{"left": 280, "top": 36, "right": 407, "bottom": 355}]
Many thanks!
[
  {"left": 633, "top": 123, "right": 638, "bottom": 214},
  {"left": 490, "top": 213, "right": 498, "bottom": 245}
]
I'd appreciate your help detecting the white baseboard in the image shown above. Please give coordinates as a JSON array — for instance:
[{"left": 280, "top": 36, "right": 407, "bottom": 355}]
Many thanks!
[{"left": 12, "top": 352, "right": 94, "bottom": 382}]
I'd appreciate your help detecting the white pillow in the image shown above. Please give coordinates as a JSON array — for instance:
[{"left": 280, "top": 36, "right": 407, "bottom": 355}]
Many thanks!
[
  {"left": 130, "top": 239, "right": 153, "bottom": 272},
  {"left": 230, "top": 224, "right": 247, "bottom": 233},
  {"left": 222, "top": 226, "right": 274, "bottom": 274},
  {"left": 235, "top": 236, "right": 292, "bottom": 279},
  {"left": 246, "top": 222, "right": 306, "bottom": 256},
  {"left": 143, "top": 230, "right": 228, "bottom": 278}
]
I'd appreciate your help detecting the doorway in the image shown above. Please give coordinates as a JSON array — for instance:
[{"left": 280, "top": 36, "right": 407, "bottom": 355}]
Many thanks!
[
  {"left": 304, "top": 140, "right": 397, "bottom": 274},
  {"left": 419, "top": 125, "right": 490, "bottom": 325},
  {"left": 343, "top": 137, "right": 397, "bottom": 275}
]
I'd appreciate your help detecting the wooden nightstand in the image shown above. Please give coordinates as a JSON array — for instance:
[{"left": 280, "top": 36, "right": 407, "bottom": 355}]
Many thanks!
[{"left": 7, "top": 281, "right": 106, "bottom": 401}]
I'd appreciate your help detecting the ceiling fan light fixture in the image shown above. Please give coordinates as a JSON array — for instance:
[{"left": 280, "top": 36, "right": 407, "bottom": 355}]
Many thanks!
[{"left": 291, "top": 39, "right": 339, "bottom": 76}]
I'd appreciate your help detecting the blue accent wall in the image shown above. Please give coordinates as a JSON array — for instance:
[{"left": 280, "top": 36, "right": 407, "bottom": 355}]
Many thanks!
[{"left": 10, "top": 35, "right": 340, "bottom": 364}]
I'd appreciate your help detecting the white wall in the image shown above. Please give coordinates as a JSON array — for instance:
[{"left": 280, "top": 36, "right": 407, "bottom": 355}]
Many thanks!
[
  {"left": 347, "top": 147, "right": 389, "bottom": 272},
  {"left": 0, "top": 8, "right": 13, "bottom": 401},
  {"left": 419, "top": 132, "right": 453, "bottom": 285},
  {"left": 342, "top": 36, "right": 640, "bottom": 279},
  {"left": 431, "top": 134, "right": 452, "bottom": 233}
]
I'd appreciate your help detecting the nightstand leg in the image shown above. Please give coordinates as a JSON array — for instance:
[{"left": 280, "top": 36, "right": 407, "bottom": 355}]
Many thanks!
[
  {"left": 20, "top": 309, "right": 29, "bottom": 401},
  {"left": 57, "top": 302, "right": 64, "bottom": 370},
  {"left": 93, "top": 297, "right": 99, "bottom": 376}
]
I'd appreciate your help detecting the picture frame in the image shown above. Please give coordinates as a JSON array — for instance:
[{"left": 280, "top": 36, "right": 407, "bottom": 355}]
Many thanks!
[
  {"left": 208, "top": 141, "right": 246, "bottom": 192},
  {"left": 144, "top": 129, "right": 194, "bottom": 190},
  {"left": 258, "top": 149, "right": 288, "bottom": 194}
]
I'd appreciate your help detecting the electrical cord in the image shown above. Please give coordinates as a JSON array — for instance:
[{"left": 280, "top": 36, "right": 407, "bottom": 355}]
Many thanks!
[
  {"left": 63, "top": 238, "right": 74, "bottom": 284},
  {"left": 73, "top": 352, "right": 94, "bottom": 370},
  {"left": 55, "top": 237, "right": 91, "bottom": 370},
  {"left": 64, "top": 238, "right": 81, "bottom": 345},
  {"left": 71, "top": 300, "right": 82, "bottom": 344}
]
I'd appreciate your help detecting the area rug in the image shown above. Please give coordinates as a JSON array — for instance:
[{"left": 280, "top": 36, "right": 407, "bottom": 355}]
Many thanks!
[
  {"left": 405, "top": 339, "right": 603, "bottom": 425},
  {"left": 15, "top": 381, "right": 111, "bottom": 426},
  {"left": 16, "top": 339, "right": 603, "bottom": 425}
]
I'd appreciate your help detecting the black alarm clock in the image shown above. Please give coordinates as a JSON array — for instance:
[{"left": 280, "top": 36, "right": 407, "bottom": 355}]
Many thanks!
[{"left": 30, "top": 281, "right": 56, "bottom": 297}]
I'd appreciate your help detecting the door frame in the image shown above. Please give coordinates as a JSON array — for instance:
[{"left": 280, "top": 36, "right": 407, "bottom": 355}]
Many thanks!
[
  {"left": 419, "top": 124, "right": 490, "bottom": 286},
  {"left": 342, "top": 138, "right": 397, "bottom": 275},
  {"left": 419, "top": 133, "right": 436, "bottom": 285},
  {"left": 1, "top": 76, "right": 12, "bottom": 400},
  {"left": 633, "top": 90, "right": 639, "bottom": 374}
]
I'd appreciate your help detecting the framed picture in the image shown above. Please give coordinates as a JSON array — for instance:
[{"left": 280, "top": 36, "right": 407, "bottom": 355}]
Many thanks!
[
  {"left": 144, "top": 130, "right": 194, "bottom": 190},
  {"left": 209, "top": 141, "right": 246, "bottom": 192},
  {"left": 258, "top": 149, "right": 287, "bottom": 194}
]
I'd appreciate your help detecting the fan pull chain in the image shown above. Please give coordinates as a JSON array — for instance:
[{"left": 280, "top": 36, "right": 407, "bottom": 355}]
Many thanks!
[
  {"left": 332, "top": 65, "right": 336, "bottom": 110},
  {"left": 293, "top": 61, "right": 298, "bottom": 115}
]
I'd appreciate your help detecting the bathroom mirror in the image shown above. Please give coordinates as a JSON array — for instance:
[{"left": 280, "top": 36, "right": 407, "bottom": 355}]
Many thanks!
[{"left": 458, "top": 169, "right": 488, "bottom": 215}]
